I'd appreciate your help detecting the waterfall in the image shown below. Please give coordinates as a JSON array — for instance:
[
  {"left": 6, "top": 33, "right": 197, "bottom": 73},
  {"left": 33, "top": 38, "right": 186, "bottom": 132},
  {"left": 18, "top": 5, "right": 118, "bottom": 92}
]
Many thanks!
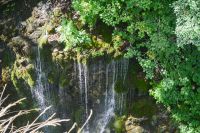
[
  {"left": 94, "top": 59, "right": 129, "bottom": 133},
  {"left": 104, "top": 63, "right": 110, "bottom": 111},
  {"left": 96, "top": 61, "right": 117, "bottom": 133},
  {"left": 83, "top": 65, "right": 89, "bottom": 131},
  {"left": 117, "top": 59, "right": 129, "bottom": 115},
  {"left": 73, "top": 61, "right": 77, "bottom": 79},
  {"left": 122, "top": 59, "right": 129, "bottom": 83},
  {"left": 78, "top": 62, "right": 83, "bottom": 102},
  {"left": 31, "top": 47, "right": 52, "bottom": 120},
  {"left": 116, "top": 93, "right": 127, "bottom": 115},
  {"left": 78, "top": 62, "right": 89, "bottom": 132},
  {"left": 72, "top": 58, "right": 129, "bottom": 132}
]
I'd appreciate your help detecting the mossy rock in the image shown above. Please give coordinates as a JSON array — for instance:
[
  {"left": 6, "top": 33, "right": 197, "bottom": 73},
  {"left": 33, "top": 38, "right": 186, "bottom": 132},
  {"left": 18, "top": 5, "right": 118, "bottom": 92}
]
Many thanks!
[
  {"left": 91, "top": 50, "right": 104, "bottom": 57},
  {"left": 113, "top": 116, "right": 126, "bottom": 133},
  {"left": 113, "top": 50, "right": 122, "bottom": 58},
  {"left": 115, "top": 80, "right": 128, "bottom": 93},
  {"left": 8, "top": 36, "right": 32, "bottom": 57},
  {"left": 107, "top": 47, "right": 115, "bottom": 54},
  {"left": 45, "top": 23, "right": 55, "bottom": 33},
  {"left": 11, "top": 58, "right": 36, "bottom": 88},
  {"left": 2, "top": 67, "right": 11, "bottom": 83},
  {"left": 38, "top": 34, "right": 48, "bottom": 48},
  {"left": 53, "top": 7, "right": 62, "bottom": 17}
]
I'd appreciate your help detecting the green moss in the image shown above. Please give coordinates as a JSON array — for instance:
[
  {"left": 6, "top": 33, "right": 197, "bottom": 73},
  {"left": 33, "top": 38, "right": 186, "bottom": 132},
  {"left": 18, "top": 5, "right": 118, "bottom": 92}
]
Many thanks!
[
  {"left": 107, "top": 47, "right": 115, "bottom": 54},
  {"left": 11, "top": 58, "right": 36, "bottom": 88},
  {"left": 113, "top": 50, "right": 122, "bottom": 58},
  {"left": 53, "top": 7, "right": 62, "bottom": 17},
  {"left": 2, "top": 67, "right": 11, "bottom": 83},
  {"left": 11, "top": 70, "right": 23, "bottom": 92},
  {"left": 113, "top": 116, "right": 126, "bottom": 133},
  {"left": 92, "top": 36, "right": 110, "bottom": 48},
  {"left": 115, "top": 80, "right": 128, "bottom": 93},
  {"left": 91, "top": 49, "right": 104, "bottom": 57},
  {"left": 27, "top": 76, "right": 35, "bottom": 87},
  {"left": 35, "top": 17, "right": 125, "bottom": 63}
]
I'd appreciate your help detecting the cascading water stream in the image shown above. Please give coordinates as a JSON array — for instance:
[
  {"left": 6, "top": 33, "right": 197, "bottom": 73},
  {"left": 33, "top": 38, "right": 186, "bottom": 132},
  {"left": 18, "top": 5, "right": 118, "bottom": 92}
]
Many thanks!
[
  {"left": 94, "top": 59, "right": 129, "bottom": 133},
  {"left": 78, "top": 62, "right": 83, "bottom": 102},
  {"left": 31, "top": 47, "right": 53, "bottom": 120},
  {"left": 122, "top": 59, "right": 129, "bottom": 83},
  {"left": 83, "top": 65, "right": 89, "bottom": 131},
  {"left": 97, "top": 61, "right": 117, "bottom": 133},
  {"left": 116, "top": 59, "right": 129, "bottom": 115},
  {"left": 105, "top": 63, "right": 110, "bottom": 111},
  {"left": 77, "top": 62, "right": 89, "bottom": 132}
]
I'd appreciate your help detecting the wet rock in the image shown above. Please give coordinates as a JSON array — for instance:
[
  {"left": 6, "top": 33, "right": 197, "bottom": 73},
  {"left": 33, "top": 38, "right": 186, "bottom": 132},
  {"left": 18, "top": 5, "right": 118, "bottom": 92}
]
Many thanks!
[
  {"left": 32, "top": 7, "right": 40, "bottom": 18},
  {"left": 9, "top": 36, "right": 32, "bottom": 56},
  {"left": 24, "top": 1, "right": 52, "bottom": 45},
  {"left": 53, "top": 48, "right": 59, "bottom": 53},
  {"left": 10, "top": 36, "right": 28, "bottom": 46},
  {"left": 125, "top": 116, "right": 148, "bottom": 133},
  {"left": 126, "top": 125, "right": 145, "bottom": 133},
  {"left": 20, "top": 21, "right": 27, "bottom": 27},
  {"left": 26, "top": 23, "right": 34, "bottom": 34},
  {"left": 22, "top": 45, "right": 31, "bottom": 55},
  {"left": 29, "top": 30, "right": 42, "bottom": 41}
]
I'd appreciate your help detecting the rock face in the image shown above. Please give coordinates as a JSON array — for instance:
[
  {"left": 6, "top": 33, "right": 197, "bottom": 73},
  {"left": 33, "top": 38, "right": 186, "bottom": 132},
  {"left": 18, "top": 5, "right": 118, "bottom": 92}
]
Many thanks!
[
  {"left": 8, "top": 36, "right": 32, "bottom": 56},
  {"left": 32, "top": 56, "right": 130, "bottom": 132}
]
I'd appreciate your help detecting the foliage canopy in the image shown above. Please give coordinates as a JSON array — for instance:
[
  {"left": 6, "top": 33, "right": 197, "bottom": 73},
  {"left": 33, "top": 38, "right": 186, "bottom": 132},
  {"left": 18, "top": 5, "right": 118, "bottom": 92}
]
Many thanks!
[{"left": 71, "top": 0, "right": 200, "bottom": 132}]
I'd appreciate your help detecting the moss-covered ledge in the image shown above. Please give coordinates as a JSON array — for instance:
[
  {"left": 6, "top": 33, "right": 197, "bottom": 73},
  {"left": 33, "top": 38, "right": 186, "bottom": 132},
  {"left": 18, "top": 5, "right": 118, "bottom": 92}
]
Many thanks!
[{"left": 11, "top": 57, "right": 35, "bottom": 89}]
